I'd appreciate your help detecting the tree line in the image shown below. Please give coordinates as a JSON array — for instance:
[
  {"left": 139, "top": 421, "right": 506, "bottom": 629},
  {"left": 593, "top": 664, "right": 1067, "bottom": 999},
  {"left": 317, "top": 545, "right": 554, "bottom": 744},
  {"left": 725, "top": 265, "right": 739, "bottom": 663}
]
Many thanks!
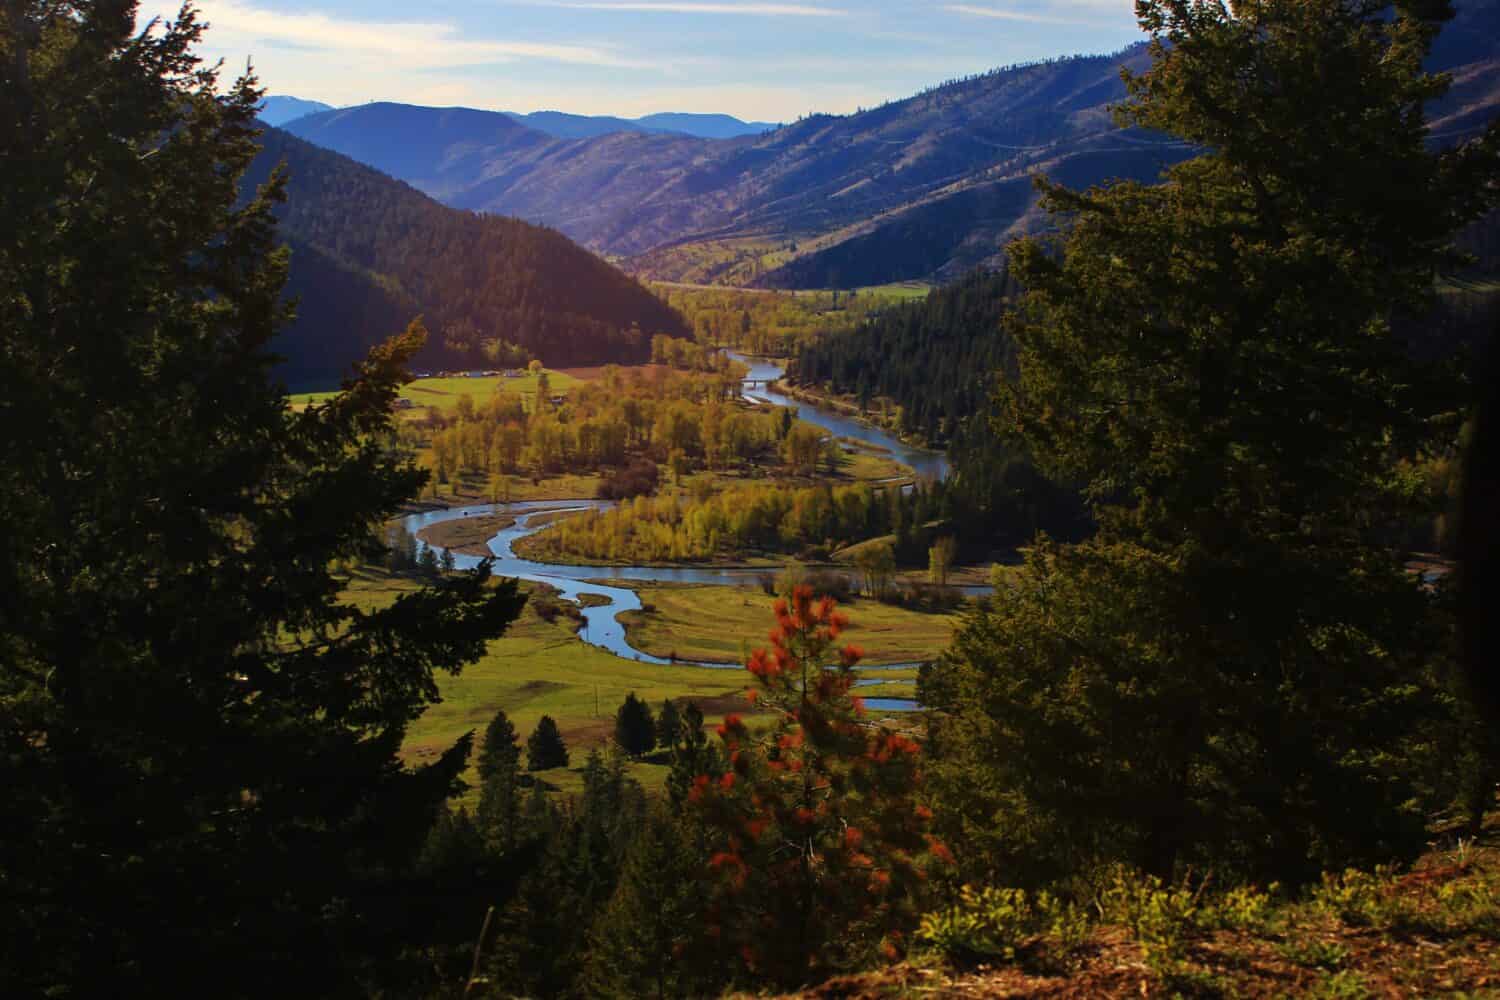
[{"left": 400, "top": 366, "right": 789, "bottom": 491}]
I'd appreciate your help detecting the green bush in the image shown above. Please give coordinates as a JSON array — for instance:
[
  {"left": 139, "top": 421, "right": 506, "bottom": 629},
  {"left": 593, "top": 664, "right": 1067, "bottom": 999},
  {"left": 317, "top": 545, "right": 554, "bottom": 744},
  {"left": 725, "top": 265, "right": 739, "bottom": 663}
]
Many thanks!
[
  {"left": 1097, "top": 870, "right": 1199, "bottom": 973},
  {"left": 916, "top": 885, "right": 1090, "bottom": 964},
  {"left": 1199, "top": 882, "right": 1280, "bottom": 934},
  {"left": 1310, "top": 867, "right": 1409, "bottom": 928}
]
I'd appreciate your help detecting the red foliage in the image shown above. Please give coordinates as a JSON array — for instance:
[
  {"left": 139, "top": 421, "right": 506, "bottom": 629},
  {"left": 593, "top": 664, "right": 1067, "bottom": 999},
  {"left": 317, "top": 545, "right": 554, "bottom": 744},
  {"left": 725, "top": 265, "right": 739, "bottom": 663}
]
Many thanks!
[{"left": 687, "top": 586, "right": 944, "bottom": 985}]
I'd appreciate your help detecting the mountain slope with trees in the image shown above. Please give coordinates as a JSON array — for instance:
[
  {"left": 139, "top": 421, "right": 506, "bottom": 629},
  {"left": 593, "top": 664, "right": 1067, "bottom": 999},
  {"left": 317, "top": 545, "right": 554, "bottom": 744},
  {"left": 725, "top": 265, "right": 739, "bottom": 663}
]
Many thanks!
[
  {"left": 243, "top": 126, "right": 689, "bottom": 385},
  {"left": 279, "top": 1, "right": 1499, "bottom": 288}
]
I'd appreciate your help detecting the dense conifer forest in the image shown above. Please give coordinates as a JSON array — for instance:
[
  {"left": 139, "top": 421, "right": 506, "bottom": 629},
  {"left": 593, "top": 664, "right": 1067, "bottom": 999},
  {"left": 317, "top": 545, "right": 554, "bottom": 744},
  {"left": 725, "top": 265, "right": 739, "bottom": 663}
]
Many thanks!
[{"left": 789, "top": 271, "right": 1021, "bottom": 447}]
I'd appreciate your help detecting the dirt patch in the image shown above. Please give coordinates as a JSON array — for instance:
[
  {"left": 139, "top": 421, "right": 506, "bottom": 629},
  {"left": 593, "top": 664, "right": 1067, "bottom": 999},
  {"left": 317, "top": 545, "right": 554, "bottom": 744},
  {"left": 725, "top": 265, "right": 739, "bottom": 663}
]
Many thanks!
[
  {"left": 516, "top": 680, "right": 567, "bottom": 696},
  {"left": 680, "top": 692, "right": 759, "bottom": 717},
  {"left": 416, "top": 514, "right": 515, "bottom": 556}
]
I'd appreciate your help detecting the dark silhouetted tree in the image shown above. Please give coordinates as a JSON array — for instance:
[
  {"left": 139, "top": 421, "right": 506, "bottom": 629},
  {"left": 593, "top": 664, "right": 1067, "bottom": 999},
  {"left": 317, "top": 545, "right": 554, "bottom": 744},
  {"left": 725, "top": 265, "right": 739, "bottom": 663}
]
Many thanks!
[
  {"left": 583, "top": 805, "right": 710, "bottom": 999},
  {"left": 0, "top": 5, "right": 525, "bottom": 995},
  {"left": 925, "top": 0, "right": 1500, "bottom": 887},
  {"left": 478, "top": 708, "right": 522, "bottom": 782},
  {"left": 656, "top": 698, "right": 683, "bottom": 750},
  {"left": 614, "top": 691, "right": 657, "bottom": 758},
  {"left": 528, "top": 715, "right": 570, "bottom": 771}
]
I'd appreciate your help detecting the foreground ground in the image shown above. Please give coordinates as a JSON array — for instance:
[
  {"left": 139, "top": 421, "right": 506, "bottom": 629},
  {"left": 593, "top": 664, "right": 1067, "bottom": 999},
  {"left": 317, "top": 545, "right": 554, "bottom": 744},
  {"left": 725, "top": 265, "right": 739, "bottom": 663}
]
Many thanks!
[{"left": 771, "top": 827, "right": 1500, "bottom": 1000}]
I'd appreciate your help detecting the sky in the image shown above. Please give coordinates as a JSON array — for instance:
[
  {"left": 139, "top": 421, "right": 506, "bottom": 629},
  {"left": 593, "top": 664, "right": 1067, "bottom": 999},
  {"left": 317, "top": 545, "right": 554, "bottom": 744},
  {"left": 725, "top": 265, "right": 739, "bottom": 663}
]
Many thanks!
[{"left": 139, "top": 1, "right": 1146, "bottom": 123}]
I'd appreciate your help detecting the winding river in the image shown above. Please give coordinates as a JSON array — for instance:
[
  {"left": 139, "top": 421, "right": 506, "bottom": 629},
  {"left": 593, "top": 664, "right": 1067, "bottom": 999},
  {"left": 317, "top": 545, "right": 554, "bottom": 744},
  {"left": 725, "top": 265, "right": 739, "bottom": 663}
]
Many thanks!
[{"left": 403, "top": 357, "right": 952, "bottom": 712}]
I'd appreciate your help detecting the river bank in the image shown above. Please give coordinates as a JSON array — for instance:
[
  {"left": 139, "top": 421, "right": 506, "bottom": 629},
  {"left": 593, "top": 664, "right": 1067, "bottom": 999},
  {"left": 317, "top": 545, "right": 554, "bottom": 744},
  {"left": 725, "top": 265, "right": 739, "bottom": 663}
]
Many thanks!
[
  {"left": 416, "top": 513, "right": 516, "bottom": 556},
  {"left": 772, "top": 379, "right": 947, "bottom": 454}
]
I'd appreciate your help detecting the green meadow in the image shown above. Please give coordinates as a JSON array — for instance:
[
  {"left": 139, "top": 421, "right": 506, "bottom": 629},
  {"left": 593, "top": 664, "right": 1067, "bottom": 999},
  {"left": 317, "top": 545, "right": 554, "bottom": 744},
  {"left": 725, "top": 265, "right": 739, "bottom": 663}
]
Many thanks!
[
  {"left": 615, "top": 583, "right": 958, "bottom": 668},
  {"left": 289, "top": 368, "right": 583, "bottom": 412}
]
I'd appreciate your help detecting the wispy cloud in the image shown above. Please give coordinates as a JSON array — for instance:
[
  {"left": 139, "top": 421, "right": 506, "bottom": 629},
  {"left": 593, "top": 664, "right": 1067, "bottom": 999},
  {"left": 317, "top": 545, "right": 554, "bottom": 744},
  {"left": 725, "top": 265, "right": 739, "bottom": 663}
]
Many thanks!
[
  {"left": 537, "top": 2, "right": 847, "bottom": 16},
  {"left": 945, "top": 2, "right": 1133, "bottom": 27},
  {"left": 169, "top": 0, "right": 645, "bottom": 68}
]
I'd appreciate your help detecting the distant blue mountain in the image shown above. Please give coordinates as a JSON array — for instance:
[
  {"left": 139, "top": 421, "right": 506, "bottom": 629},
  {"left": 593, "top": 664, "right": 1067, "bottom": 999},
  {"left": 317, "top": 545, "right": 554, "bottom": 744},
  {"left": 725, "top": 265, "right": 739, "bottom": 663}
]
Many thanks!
[
  {"left": 258, "top": 96, "right": 334, "bottom": 126},
  {"left": 635, "top": 112, "right": 778, "bottom": 139},
  {"left": 505, "top": 109, "right": 778, "bottom": 139}
]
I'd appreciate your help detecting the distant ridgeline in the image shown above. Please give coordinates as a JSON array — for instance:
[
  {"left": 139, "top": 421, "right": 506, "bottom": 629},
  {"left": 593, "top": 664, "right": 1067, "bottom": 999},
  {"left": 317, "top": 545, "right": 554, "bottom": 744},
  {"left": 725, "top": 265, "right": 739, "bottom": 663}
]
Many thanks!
[{"left": 242, "top": 126, "right": 689, "bottom": 387}]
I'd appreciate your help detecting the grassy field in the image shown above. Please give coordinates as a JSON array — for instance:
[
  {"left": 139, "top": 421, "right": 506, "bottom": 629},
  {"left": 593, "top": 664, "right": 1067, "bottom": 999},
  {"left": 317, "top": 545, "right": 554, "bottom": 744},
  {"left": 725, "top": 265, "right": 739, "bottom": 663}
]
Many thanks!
[
  {"left": 345, "top": 567, "right": 930, "bottom": 800},
  {"left": 616, "top": 583, "right": 960, "bottom": 666},
  {"left": 344, "top": 569, "right": 750, "bottom": 799},
  {"left": 289, "top": 369, "right": 582, "bottom": 412},
  {"left": 849, "top": 281, "right": 932, "bottom": 301}
]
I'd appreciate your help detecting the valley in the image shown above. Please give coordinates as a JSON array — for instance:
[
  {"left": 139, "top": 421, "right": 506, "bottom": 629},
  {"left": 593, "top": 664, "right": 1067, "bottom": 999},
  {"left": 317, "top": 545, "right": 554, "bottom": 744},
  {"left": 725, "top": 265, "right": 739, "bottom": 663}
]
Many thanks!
[
  {"left": 312, "top": 351, "right": 981, "bottom": 797},
  {"left": 10, "top": 1, "right": 1500, "bottom": 996}
]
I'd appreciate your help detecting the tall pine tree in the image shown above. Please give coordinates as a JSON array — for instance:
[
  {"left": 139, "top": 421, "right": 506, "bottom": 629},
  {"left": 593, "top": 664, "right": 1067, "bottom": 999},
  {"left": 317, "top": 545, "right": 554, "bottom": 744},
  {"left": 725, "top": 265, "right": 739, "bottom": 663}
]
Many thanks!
[
  {"left": 924, "top": 0, "right": 1500, "bottom": 886},
  {"left": 0, "top": 4, "right": 525, "bottom": 994}
]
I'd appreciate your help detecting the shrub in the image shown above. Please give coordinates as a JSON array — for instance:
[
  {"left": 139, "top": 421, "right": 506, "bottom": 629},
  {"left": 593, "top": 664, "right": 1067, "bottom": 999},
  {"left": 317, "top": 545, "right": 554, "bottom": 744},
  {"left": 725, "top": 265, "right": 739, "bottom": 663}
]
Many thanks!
[
  {"left": 917, "top": 885, "right": 1090, "bottom": 965},
  {"left": 597, "top": 458, "right": 660, "bottom": 500},
  {"left": 1310, "top": 867, "right": 1409, "bottom": 929}
]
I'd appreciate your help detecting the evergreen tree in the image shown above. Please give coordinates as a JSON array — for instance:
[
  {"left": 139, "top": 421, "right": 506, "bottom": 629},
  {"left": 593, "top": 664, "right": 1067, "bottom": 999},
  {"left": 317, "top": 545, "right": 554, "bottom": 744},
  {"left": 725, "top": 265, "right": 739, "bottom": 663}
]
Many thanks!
[
  {"left": 614, "top": 691, "right": 657, "bottom": 757},
  {"left": 528, "top": 715, "right": 570, "bottom": 771},
  {"left": 666, "top": 702, "right": 722, "bottom": 808},
  {"left": 583, "top": 805, "right": 711, "bottom": 999},
  {"left": 0, "top": 5, "right": 526, "bottom": 994},
  {"left": 476, "top": 759, "right": 523, "bottom": 856},
  {"left": 925, "top": 0, "right": 1500, "bottom": 886},
  {"left": 477, "top": 707, "right": 522, "bottom": 782},
  {"left": 656, "top": 698, "right": 683, "bottom": 750},
  {"left": 690, "top": 588, "right": 945, "bottom": 984}
]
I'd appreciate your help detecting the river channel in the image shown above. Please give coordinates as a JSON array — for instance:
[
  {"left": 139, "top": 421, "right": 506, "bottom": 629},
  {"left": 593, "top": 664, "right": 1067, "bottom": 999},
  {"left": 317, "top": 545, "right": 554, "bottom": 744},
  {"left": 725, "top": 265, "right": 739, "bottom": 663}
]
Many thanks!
[{"left": 401, "top": 357, "right": 952, "bottom": 712}]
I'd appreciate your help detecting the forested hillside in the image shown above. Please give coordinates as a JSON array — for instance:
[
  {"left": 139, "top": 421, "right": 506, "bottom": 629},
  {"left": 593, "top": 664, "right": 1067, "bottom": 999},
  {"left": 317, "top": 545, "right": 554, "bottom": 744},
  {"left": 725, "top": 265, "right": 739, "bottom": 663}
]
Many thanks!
[
  {"left": 277, "top": 0, "right": 1500, "bottom": 289},
  {"left": 243, "top": 126, "right": 689, "bottom": 385},
  {"left": 280, "top": 48, "right": 1178, "bottom": 286},
  {"left": 789, "top": 271, "right": 1020, "bottom": 447}
]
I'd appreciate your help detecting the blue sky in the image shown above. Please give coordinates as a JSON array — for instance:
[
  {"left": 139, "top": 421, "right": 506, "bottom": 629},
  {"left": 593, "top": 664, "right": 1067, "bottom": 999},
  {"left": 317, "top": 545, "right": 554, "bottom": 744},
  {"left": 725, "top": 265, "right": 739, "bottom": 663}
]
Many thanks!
[{"left": 142, "top": 1, "right": 1145, "bottom": 122}]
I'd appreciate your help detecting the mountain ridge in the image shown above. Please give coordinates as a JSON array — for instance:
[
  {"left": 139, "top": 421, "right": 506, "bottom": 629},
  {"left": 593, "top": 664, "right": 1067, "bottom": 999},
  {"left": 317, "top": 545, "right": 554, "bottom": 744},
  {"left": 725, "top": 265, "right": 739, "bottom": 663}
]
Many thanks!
[
  {"left": 277, "top": 0, "right": 1499, "bottom": 288},
  {"left": 244, "top": 124, "right": 688, "bottom": 385}
]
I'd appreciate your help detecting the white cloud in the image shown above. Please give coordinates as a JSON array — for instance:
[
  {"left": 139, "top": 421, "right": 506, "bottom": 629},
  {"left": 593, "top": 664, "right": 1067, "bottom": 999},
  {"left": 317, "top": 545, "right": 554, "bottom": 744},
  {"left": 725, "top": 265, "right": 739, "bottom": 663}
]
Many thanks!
[
  {"left": 150, "top": 0, "right": 643, "bottom": 69},
  {"left": 536, "top": 2, "right": 846, "bottom": 15}
]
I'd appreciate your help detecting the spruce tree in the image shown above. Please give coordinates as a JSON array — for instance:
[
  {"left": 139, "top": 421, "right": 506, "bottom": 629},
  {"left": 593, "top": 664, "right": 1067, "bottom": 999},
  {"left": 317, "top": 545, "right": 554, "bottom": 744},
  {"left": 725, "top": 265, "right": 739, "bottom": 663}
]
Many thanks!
[
  {"left": 691, "top": 588, "right": 945, "bottom": 983},
  {"left": 477, "top": 760, "right": 523, "bottom": 856},
  {"left": 583, "top": 806, "right": 710, "bottom": 999},
  {"left": 613, "top": 690, "right": 657, "bottom": 757},
  {"left": 528, "top": 714, "right": 570, "bottom": 771},
  {"left": 656, "top": 697, "right": 683, "bottom": 750},
  {"left": 666, "top": 701, "right": 722, "bottom": 808},
  {"left": 925, "top": 0, "right": 1500, "bottom": 885},
  {"left": 477, "top": 707, "right": 522, "bottom": 782},
  {"left": 0, "top": 3, "right": 526, "bottom": 993}
]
